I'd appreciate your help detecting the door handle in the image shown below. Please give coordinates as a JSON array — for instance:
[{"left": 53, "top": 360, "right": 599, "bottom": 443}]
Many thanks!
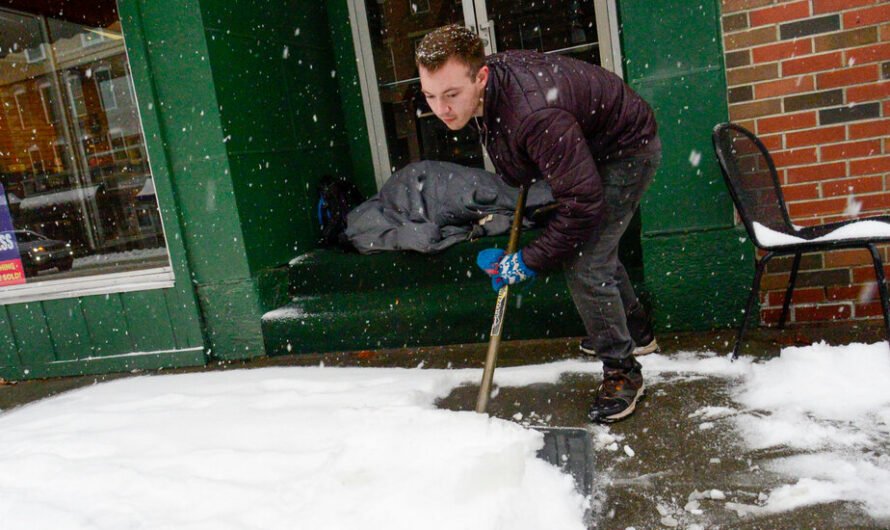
[{"left": 479, "top": 20, "right": 496, "bottom": 54}]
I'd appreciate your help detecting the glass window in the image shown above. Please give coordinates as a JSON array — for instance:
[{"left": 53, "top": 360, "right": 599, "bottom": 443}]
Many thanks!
[{"left": 0, "top": 2, "right": 173, "bottom": 302}]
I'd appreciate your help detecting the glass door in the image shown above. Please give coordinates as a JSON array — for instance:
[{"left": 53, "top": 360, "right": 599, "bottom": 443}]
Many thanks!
[{"left": 350, "top": 0, "right": 620, "bottom": 186}]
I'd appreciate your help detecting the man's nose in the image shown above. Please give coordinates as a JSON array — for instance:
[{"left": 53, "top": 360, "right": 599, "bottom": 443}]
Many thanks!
[{"left": 433, "top": 99, "right": 450, "bottom": 116}]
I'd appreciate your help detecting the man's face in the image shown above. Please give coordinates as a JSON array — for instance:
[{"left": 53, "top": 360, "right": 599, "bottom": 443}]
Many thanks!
[{"left": 419, "top": 58, "right": 488, "bottom": 130}]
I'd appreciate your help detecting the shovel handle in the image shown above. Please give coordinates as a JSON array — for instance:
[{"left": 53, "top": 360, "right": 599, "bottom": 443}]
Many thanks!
[{"left": 476, "top": 185, "right": 528, "bottom": 413}]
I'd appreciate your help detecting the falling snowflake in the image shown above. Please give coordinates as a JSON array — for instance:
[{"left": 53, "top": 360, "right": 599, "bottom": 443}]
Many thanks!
[{"left": 546, "top": 87, "right": 558, "bottom": 103}]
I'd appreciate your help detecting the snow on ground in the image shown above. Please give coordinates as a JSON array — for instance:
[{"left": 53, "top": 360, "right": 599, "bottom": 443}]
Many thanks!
[
  {"left": 647, "top": 342, "right": 890, "bottom": 519},
  {"left": 1, "top": 341, "right": 888, "bottom": 527},
  {"left": 0, "top": 367, "right": 586, "bottom": 530},
  {"left": 728, "top": 342, "right": 890, "bottom": 518}
]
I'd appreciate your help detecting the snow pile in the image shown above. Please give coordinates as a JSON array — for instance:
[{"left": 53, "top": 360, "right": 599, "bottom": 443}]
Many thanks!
[
  {"left": 730, "top": 341, "right": 890, "bottom": 518},
  {"left": 0, "top": 367, "right": 585, "bottom": 530}
]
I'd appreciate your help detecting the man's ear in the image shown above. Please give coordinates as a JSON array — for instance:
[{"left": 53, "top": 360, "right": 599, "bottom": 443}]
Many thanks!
[{"left": 476, "top": 65, "right": 489, "bottom": 86}]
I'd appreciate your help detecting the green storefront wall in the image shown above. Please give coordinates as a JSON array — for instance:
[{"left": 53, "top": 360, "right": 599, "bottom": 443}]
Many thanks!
[
  {"left": 619, "top": 0, "right": 753, "bottom": 331},
  {"left": 1, "top": 0, "right": 753, "bottom": 381}
]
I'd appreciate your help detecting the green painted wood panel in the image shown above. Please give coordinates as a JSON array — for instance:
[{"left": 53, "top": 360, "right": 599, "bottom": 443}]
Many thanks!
[
  {"left": 162, "top": 285, "right": 205, "bottom": 350},
  {"left": 633, "top": 71, "right": 735, "bottom": 234},
  {"left": 327, "top": 0, "right": 378, "bottom": 198},
  {"left": 122, "top": 290, "right": 178, "bottom": 353},
  {"left": 620, "top": 0, "right": 733, "bottom": 234},
  {"left": 0, "top": 307, "right": 20, "bottom": 372},
  {"left": 135, "top": 0, "right": 249, "bottom": 285},
  {"left": 121, "top": 0, "right": 208, "bottom": 354},
  {"left": 81, "top": 294, "right": 135, "bottom": 357},
  {"left": 644, "top": 228, "right": 754, "bottom": 331},
  {"left": 41, "top": 299, "right": 92, "bottom": 362},
  {"left": 7, "top": 303, "right": 56, "bottom": 366}
]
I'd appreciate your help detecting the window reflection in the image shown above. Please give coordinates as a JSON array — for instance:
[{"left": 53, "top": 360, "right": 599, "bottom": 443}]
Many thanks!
[{"left": 0, "top": 2, "right": 169, "bottom": 288}]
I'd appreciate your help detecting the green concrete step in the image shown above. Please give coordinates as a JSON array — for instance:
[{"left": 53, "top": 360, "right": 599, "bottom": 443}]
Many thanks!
[
  {"left": 261, "top": 278, "right": 585, "bottom": 355},
  {"left": 265, "top": 232, "right": 643, "bottom": 355}
]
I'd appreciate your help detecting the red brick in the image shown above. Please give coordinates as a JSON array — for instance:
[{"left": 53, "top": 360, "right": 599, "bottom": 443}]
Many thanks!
[
  {"left": 824, "top": 250, "right": 876, "bottom": 268},
  {"left": 766, "top": 287, "right": 826, "bottom": 307},
  {"left": 821, "top": 175, "right": 884, "bottom": 196},
  {"left": 795, "top": 303, "right": 852, "bottom": 321},
  {"left": 849, "top": 119, "right": 890, "bottom": 139},
  {"left": 786, "top": 161, "right": 847, "bottom": 183},
  {"left": 847, "top": 43, "right": 890, "bottom": 65},
  {"left": 827, "top": 286, "right": 868, "bottom": 305},
  {"left": 786, "top": 125, "right": 847, "bottom": 147},
  {"left": 772, "top": 147, "right": 819, "bottom": 166},
  {"left": 725, "top": 27, "right": 779, "bottom": 52},
  {"left": 722, "top": 0, "right": 778, "bottom": 14},
  {"left": 843, "top": 4, "right": 890, "bottom": 29},
  {"left": 788, "top": 197, "right": 848, "bottom": 216},
  {"left": 760, "top": 307, "right": 784, "bottom": 323},
  {"left": 756, "top": 76, "right": 816, "bottom": 98},
  {"left": 759, "top": 133, "right": 785, "bottom": 151},
  {"left": 850, "top": 156, "right": 890, "bottom": 175},
  {"left": 729, "top": 98, "right": 783, "bottom": 120},
  {"left": 782, "top": 182, "right": 821, "bottom": 201},
  {"left": 847, "top": 81, "right": 890, "bottom": 102},
  {"left": 814, "top": 0, "right": 878, "bottom": 15},
  {"left": 752, "top": 39, "right": 814, "bottom": 63},
  {"left": 882, "top": 23, "right": 890, "bottom": 41},
  {"left": 855, "top": 301, "right": 885, "bottom": 318},
  {"left": 817, "top": 64, "right": 879, "bottom": 89},
  {"left": 751, "top": 1, "right": 811, "bottom": 27},
  {"left": 758, "top": 110, "right": 818, "bottom": 134},
  {"left": 884, "top": 100, "right": 890, "bottom": 115},
  {"left": 853, "top": 264, "right": 890, "bottom": 283},
  {"left": 782, "top": 51, "right": 844, "bottom": 75},
  {"left": 762, "top": 272, "right": 793, "bottom": 291},
  {"left": 859, "top": 193, "right": 890, "bottom": 210},
  {"left": 838, "top": 283, "right": 881, "bottom": 303},
  {"left": 821, "top": 139, "right": 883, "bottom": 161}
]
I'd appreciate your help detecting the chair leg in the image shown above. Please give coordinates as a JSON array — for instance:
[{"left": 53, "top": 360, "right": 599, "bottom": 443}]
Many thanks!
[
  {"left": 866, "top": 244, "right": 890, "bottom": 347},
  {"left": 733, "top": 252, "right": 773, "bottom": 360},
  {"left": 778, "top": 253, "right": 801, "bottom": 329}
]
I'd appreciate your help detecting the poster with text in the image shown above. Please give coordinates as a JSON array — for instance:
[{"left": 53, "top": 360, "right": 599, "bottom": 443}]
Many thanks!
[{"left": 0, "top": 184, "right": 26, "bottom": 286}]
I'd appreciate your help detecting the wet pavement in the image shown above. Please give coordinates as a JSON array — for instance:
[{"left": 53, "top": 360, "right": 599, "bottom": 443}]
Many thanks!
[{"left": 2, "top": 321, "right": 888, "bottom": 529}]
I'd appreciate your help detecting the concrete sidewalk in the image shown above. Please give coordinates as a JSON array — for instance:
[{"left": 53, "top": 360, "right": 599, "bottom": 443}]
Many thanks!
[{"left": 1, "top": 321, "right": 887, "bottom": 529}]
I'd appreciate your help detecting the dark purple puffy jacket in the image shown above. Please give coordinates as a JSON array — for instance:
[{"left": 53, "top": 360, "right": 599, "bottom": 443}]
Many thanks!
[{"left": 478, "top": 50, "right": 658, "bottom": 272}]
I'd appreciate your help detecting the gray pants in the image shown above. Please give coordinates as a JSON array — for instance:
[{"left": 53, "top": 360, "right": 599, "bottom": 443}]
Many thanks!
[{"left": 563, "top": 145, "right": 661, "bottom": 364}]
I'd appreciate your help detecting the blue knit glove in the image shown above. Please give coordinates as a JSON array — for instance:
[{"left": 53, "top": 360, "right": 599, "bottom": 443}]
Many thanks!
[{"left": 476, "top": 248, "right": 536, "bottom": 291}]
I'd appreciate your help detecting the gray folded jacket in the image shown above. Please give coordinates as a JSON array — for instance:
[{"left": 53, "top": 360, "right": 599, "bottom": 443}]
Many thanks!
[{"left": 344, "top": 161, "right": 554, "bottom": 254}]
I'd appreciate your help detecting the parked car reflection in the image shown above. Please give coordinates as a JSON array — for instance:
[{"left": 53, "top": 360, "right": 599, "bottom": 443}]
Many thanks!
[{"left": 14, "top": 230, "right": 74, "bottom": 277}]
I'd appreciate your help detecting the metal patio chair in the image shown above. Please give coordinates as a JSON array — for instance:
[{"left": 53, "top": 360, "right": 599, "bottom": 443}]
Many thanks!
[{"left": 712, "top": 122, "right": 890, "bottom": 359}]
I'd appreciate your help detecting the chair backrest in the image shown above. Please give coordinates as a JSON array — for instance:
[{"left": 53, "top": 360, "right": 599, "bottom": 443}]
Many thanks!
[{"left": 712, "top": 122, "right": 795, "bottom": 248}]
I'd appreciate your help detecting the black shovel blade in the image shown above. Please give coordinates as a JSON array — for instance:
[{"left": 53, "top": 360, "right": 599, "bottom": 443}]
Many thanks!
[{"left": 535, "top": 426, "right": 595, "bottom": 523}]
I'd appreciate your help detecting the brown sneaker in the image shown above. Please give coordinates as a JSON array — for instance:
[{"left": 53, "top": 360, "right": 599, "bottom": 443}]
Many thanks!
[{"left": 587, "top": 357, "right": 645, "bottom": 423}]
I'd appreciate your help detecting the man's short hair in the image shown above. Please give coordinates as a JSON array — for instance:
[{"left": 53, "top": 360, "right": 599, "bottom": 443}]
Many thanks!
[{"left": 415, "top": 24, "right": 485, "bottom": 76}]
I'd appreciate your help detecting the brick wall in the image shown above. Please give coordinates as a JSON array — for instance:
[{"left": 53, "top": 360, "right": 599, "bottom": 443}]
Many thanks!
[{"left": 720, "top": 0, "right": 890, "bottom": 325}]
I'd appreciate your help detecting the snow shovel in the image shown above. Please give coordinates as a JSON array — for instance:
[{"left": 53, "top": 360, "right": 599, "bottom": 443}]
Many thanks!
[{"left": 475, "top": 186, "right": 596, "bottom": 510}]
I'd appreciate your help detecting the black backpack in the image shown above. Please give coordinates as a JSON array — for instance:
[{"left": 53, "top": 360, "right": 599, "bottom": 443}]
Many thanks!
[{"left": 316, "top": 175, "right": 364, "bottom": 249}]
